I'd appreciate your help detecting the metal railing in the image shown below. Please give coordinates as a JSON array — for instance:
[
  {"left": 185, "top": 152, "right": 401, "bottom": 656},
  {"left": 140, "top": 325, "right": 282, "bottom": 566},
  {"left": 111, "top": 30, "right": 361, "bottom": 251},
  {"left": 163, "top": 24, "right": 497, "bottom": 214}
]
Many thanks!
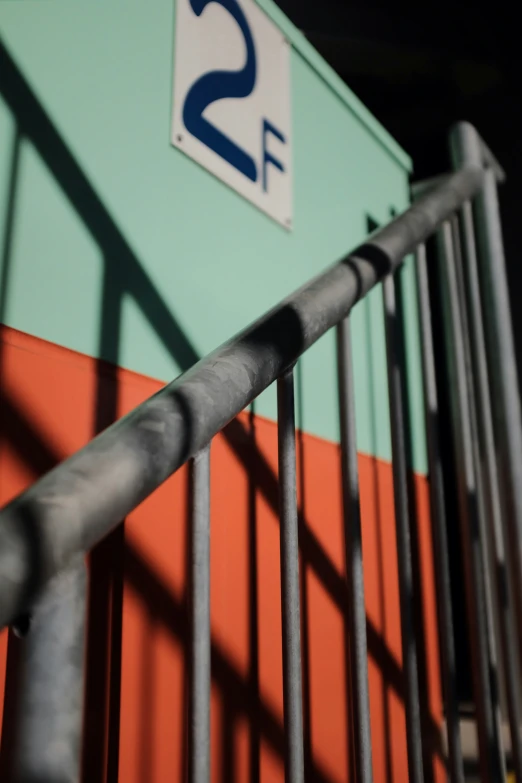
[{"left": 0, "top": 122, "right": 520, "bottom": 783}]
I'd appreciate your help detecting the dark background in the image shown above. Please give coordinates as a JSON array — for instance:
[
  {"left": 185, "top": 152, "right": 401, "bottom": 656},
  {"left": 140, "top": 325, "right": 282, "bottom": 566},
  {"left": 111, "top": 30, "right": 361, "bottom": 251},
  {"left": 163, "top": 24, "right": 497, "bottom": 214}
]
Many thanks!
[
  {"left": 274, "top": 0, "right": 522, "bottom": 705},
  {"left": 274, "top": 0, "right": 522, "bottom": 365}
]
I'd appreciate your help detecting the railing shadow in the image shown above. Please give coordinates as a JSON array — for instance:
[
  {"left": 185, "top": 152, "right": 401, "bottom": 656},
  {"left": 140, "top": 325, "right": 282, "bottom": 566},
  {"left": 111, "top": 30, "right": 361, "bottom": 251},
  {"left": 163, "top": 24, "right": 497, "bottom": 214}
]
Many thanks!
[{"left": 0, "top": 36, "right": 446, "bottom": 782}]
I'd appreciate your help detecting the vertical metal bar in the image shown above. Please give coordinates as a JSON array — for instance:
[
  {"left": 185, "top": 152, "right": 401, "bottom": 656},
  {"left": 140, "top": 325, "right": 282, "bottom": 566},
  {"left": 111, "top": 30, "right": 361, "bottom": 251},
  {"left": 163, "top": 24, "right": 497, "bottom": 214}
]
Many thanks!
[
  {"left": 458, "top": 203, "right": 522, "bottom": 781},
  {"left": 414, "top": 243, "right": 465, "bottom": 783},
  {"left": 382, "top": 274, "right": 424, "bottom": 783},
  {"left": 451, "top": 124, "right": 522, "bottom": 659},
  {"left": 336, "top": 316, "right": 374, "bottom": 783},
  {"left": 450, "top": 217, "right": 507, "bottom": 780},
  {"left": 12, "top": 555, "right": 87, "bottom": 783},
  {"left": 190, "top": 444, "right": 211, "bottom": 783},
  {"left": 437, "top": 220, "right": 504, "bottom": 783},
  {"left": 277, "top": 368, "right": 305, "bottom": 783}
]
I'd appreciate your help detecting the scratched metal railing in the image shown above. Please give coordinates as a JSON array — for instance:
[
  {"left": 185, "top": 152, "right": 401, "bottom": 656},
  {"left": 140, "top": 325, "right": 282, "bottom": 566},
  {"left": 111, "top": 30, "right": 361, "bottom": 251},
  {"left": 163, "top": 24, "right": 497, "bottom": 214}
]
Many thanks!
[{"left": 0, "top": 122, "right": 521, "bottom": 783}]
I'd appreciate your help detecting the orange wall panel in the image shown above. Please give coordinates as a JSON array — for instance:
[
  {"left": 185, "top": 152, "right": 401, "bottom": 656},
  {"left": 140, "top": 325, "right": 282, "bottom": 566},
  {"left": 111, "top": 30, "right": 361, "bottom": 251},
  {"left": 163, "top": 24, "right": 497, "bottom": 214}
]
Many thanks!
[{"left": 0, "top": 326, "right": 444, "bottom": 783}]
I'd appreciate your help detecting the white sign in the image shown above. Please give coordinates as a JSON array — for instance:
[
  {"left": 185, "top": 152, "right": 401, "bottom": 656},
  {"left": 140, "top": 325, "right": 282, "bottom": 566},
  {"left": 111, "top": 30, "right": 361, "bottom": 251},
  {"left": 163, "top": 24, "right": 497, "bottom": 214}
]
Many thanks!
[{"left": 171, "top": 0, "right": 293, "bottom": 228}]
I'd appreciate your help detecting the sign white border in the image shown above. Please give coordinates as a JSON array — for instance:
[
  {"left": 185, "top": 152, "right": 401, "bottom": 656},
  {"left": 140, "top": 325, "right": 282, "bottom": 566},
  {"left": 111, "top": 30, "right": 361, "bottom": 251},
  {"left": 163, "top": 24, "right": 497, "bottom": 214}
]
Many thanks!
[{"left": 171, "top": 0, "right": 293, "bottom": 229}]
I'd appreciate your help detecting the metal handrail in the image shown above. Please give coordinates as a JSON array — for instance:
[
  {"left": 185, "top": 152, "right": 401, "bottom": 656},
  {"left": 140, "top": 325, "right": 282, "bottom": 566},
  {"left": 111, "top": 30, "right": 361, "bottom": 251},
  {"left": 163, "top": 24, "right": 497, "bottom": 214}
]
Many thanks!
[
  {"left": 3, "top": 121, "right": 522, "bottom": 783},
  {"left": 0, "top": 163, "right": 483, "bottom": 631}
]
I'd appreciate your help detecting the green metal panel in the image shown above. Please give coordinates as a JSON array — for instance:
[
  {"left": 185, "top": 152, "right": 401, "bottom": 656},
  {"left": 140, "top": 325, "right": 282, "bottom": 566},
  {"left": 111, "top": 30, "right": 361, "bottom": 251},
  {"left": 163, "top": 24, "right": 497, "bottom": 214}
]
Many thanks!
[{"left": 0, "top": 1, "right": 426, "bottom": 473}]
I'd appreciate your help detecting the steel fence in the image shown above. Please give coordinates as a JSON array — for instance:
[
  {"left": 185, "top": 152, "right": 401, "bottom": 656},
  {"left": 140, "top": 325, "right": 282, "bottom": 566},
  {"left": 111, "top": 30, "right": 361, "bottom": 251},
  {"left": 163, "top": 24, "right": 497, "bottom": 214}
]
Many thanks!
[{"left": 0, "top": 123, "right": 519, "bottom": 783}]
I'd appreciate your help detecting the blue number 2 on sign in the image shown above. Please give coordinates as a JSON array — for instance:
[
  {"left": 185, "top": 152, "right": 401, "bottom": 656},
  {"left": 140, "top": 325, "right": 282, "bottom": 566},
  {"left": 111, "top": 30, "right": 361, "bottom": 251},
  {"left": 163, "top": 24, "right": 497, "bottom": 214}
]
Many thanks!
[{"left": 182, "top": 0, "right": 286, "bottom": 192}]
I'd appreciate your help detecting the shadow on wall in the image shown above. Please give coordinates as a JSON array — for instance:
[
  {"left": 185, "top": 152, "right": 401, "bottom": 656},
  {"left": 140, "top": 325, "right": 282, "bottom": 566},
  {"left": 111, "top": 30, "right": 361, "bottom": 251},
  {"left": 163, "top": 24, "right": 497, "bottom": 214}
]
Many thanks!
[{"left": 0, "top": 39, "right": 444, "bottom": 783}]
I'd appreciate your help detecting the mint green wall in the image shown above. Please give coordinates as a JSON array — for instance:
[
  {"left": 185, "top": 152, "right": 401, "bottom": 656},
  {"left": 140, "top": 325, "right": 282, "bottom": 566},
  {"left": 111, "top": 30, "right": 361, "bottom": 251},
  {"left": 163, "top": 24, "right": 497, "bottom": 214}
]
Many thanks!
[{"left": 0, "top": 1, "right": 427, "bottom": 473}]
